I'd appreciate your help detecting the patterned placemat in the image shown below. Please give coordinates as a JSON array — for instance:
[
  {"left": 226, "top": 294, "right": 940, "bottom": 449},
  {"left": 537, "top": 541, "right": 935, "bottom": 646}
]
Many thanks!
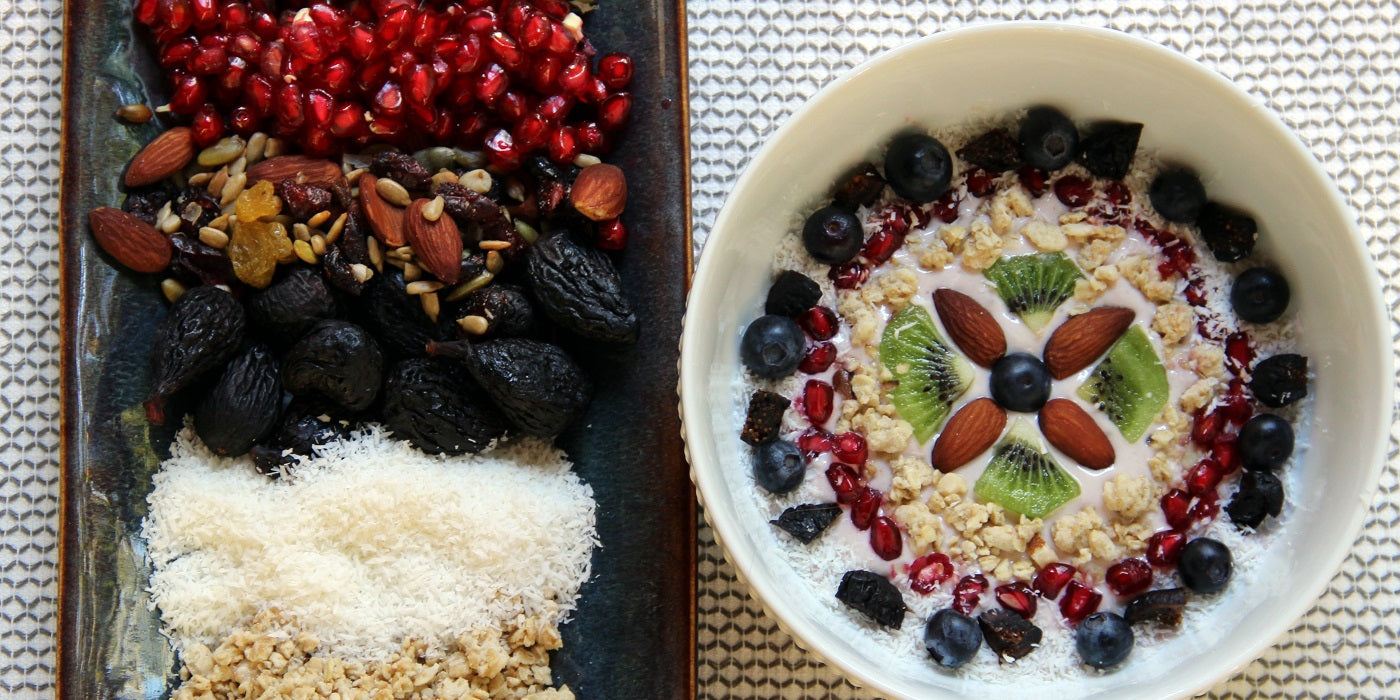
[
  {"left": 1, "top": 1, "right": 1398, "bottom": 698},
  {"left": 686, "top": 2, "right": 1400, "bottom": 698}
]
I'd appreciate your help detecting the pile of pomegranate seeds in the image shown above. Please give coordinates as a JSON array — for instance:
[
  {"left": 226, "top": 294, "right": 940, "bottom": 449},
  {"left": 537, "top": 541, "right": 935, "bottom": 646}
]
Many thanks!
[{"left": 135, "top": 0, "right": 633, "bottom": 165}]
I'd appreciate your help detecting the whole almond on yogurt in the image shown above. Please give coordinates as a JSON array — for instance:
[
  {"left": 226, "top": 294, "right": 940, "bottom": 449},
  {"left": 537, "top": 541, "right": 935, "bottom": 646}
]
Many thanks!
[
  {"left": 87, "top": 207, "right": 172, "bottom": 273},
  {"left": 404, "top": 198, "right": 463, "bottom": 285},
  {"left": 1042, "top": 306, "right": 1135, "bottom": 379},
  {"left": 124, "top": 127, "right": 195, "bottom": 187},
  {"left": 933, "top": 288, "right": 1007, "bottom": 368},
  {"left": 1038, "top": 398, "right": 1115, "bottom": 469},
  {"left": 570, "top": 163, "right": 627, "bottom": 221},
  {"left": 359, "top": 173, "right": 407, "bottom": 247},
  {"left": 931, "top": 397, "right": 1007, "bottom": 473}
]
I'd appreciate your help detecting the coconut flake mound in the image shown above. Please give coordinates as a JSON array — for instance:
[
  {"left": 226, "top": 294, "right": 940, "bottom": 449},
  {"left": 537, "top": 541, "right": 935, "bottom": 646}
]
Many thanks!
[{"left": 142, "top": 424, "right": 598, "bottom": 662}]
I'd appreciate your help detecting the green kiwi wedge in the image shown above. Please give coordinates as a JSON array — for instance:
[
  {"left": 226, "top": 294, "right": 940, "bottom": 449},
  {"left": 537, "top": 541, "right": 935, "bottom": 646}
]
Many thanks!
[
  {"left": 973, "top": 419, "right": 1081, "bottom": 518},
  {"left": 1076, "top": 325, "right": 1169, "bottom": 442},
  {"left": 880, "top": 304, "right": 973, "bottom": 443},
  {"left": 983, "top": 253, "right": 1084, "bottom": 332}
]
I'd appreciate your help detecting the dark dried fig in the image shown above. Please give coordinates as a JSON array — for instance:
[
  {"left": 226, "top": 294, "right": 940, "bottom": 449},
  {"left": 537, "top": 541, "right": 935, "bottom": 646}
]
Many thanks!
[
  {"left": 281, "top": 319, "right": 383, "bottom": 411},
  {"left": 246, "top": 267, "right": 339, "bottom": 340},
  {"left": 381, "top": 358, "right": 507, "bottom": 454},
  {"left": 432, "top": 338, "right": 591, "bottom": 437},
  {"left": 355, "top": 270, "right": 438, "bottom": 359},
  {"left": 526, "top": 233, "right": 638, "bottom": 344},
  {"left": 194, "top": 343, "right": 280, "bottom": 456},
  {"left": 146, "top": 285, "right": 247, "bottom": 424},
  {"left": 370, "top": 151, "right": 432, "bottom": 193},
  {"left": 835, "top": 570, "right": 906, "bottom": 629},
  {"left": 249, "top": 399, "right": 353, "bottom": 475}
]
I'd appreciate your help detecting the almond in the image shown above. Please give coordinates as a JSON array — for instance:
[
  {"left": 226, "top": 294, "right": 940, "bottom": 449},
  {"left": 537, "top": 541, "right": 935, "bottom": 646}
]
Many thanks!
[
  {"left": 933, "top": 288, "right": 1007, "bottom": 368},
  {"left": 931, "top": 398, "right": 1007, "bottom": 473},
  {"left": 404, "top": 198, "right": 463, "bottom": 285},
  {"left": 246, "top": 155, "right": 345, "bottom": 189},
  {"left": 123, "top": 127, "right": 195, "bottom": 187},
  {"left": 569, "top": 163, "right": 627, "bottom": 221},
  {"left": 1042, "top": 306, "right": 1135, "bottom": 379},
  {"left": 359, "top": 174, "right": 406, "bottom": 247},
  {"left": 87, "top": 207, "right": 172, "bottom": 273},
  {"left": 1038, "top": 398, "right": 1115, "bottom": 469}
]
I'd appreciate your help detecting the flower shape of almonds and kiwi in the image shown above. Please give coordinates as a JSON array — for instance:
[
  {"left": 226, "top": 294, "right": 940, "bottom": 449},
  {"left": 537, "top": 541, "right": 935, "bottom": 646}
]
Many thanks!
[{"left": 735, "top": 105, "right": 1309, "bottom": 673}]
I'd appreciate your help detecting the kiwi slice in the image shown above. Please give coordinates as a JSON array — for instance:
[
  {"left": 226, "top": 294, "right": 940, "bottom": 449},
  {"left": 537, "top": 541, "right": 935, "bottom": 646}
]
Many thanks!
[
  {"left": 1076, "top": 325, "right": 1169, "bottom": 442},
  {"left": 880, "top": 304, "right": 973, "bottom": 443},
  {"left": 973, "top": 419, "right": 1081, "bottom": 518},
  {"left": 983, "top": 253, "right": 1084, "bottom": 332}
]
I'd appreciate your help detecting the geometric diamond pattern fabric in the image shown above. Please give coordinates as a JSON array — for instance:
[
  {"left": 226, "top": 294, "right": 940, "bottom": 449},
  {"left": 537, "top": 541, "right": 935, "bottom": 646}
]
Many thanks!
[
  {"left": 688, "top": 2, "right": 1400, "bottom": 697},
  {"left": 1, "top": 0, "right": 1397, "bottom": 698}
]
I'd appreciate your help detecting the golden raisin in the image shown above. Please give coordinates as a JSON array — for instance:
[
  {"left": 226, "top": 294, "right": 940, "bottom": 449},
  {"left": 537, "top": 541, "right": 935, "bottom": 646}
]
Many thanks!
[{"left": 234, "top": 180, "right": 282, "bottom": 223}]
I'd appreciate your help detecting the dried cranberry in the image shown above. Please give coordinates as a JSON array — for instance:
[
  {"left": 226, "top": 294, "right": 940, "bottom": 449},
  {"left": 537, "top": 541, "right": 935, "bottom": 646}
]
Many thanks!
[
  {"left": 869, "top": 516, "right": 902, "bottom": 560},
  {"left": 1105, "top": 558, "right": 1153, "bottom": 596},
  {"left": 799, "top": 342, "right": 837, "bottom": 374},
  {"left": 994, "top": 582, "right": 1039, "bottom": 619},
  {"left": 1053, "top": 175, "right": 1093, "bottom": 207},
  {"left": 1032, "top": 562, "right": 1075, "bottom": 599},
  {"left": 1016, "top": 165, "right": 1048, "bottom": 197},
  {"left": 1059, "top": 580, "right": 1102, "bottom": 624},
  {"left": 908, "top": 553, "right": 954, "bottom": 594},
  {"left": 850, "top": 488, "right": 881, "bottom": 530},
  {"left": 1146, "top": 530, "right": 1185, "bottom": 567},
  {"left": 802, "top": 379, "right": 834, "bottom": 426},
  {"left": 797, "top": 305, "right": 838, "bottom": 340},
  {"left": 825, "top": 463, "right": 864, "bottom": 505},
  {"left": 951, "top": 574, "right": 988, "bottom": 615},
  {"left": 830, "top": 431, "right": 867, "bottom": 466}
]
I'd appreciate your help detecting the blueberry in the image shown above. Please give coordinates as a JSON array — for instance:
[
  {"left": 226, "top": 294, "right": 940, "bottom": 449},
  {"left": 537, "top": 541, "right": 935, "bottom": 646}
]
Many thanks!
[
  {"left": 1018, "top": 106, "right": 1080, "bottom": 171},
  {"left": 989, "top": 352, "right": 1052, "bottom": 413},
  {"left": 923, "top": 609, "right": 982, "bottom": 667},
  {"left": 801, "top": 205, "right": 864, "bottom": 265},
  {"left": 740, "top": 315, "right": 805, "bottom": 379},
  {"left": 883, "top": 133, "right": 953, "bottom": 202},
  {"left": 1178, "top": 538, "right": 1233, "bottom": 594},
  {"left": 1149, "top": 169, "right": 1207, "bottom": 223},
  {"left": 1075, "top": 612, "right": 1134, "bottom": 669},
  {"left": 1231, "top": 268, "right": 1290, "bottom": 323},
  {"left": 753, "top": 439, "right": 806, "bottom": 494},
  {"left": 1226, "top": 470, "right": 1285, "bottom": 529},
  {"left": 1239, "top": 414, "right": 1294, "bottom": 471}
]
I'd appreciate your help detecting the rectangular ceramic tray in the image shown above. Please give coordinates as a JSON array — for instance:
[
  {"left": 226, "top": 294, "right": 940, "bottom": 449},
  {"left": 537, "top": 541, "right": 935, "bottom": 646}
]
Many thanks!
[{"left": 57, "top": 2, "right": 694, "bottom": 697}]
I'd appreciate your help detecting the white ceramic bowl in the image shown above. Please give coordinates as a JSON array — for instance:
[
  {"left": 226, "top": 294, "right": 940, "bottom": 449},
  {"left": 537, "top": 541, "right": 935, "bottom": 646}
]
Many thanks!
[{"left": 680, "top": 22, "right": 1392, "bottom": 700}]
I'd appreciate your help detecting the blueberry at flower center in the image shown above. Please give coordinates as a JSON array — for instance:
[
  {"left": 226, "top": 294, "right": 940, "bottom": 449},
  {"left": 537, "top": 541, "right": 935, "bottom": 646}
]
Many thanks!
[{"left": 990, "top": 352, "right": 1053, "bottom": 413}]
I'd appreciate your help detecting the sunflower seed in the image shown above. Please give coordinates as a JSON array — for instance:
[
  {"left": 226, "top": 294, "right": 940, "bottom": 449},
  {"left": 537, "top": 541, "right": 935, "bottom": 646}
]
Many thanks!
[
  {"left": 375, "top": 177, "right": 412, "bottom": 208},
  {"left": 198, "top": 226, "right": 229, "bottom": 249}
]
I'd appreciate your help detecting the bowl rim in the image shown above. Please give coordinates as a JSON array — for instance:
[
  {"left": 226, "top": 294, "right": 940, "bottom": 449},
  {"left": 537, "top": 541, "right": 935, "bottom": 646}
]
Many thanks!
[{"left": 680, "top": 20, "right": 1394, "bottom": 699}]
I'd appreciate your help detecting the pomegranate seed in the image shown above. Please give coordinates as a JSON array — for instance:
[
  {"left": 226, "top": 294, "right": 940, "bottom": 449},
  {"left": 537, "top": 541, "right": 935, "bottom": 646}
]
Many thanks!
[
  {"left": 190, "top": 105, "right": 224, "bottom": 147},
  {"left": 346, "top": 23, "right": 376, "bottom": 61},
  {"left": 1017, "top": 165, "right": 1048, "bottom": 197},
  {"left": 274, "top": 82, "right": 304, "bottom": 132},
  {"left": 188, "top": 44, "right": 227, "bottom": 75},
  {"left": 1190, "top": 492, "right": 1220, "bottom": 523},
  {"left": 257, "top": 39, "right": 284, "bottom": 78},
  {"left": 464, "top": 8, "right": 500, "bottom": 35},
  {"left": 932, "top": 189, "right": 960, "bottom": 223},
  {"left": 965, "top": 169, "right": 996, "bottom": 198},
  {"left": 575, "top": 121, "right": 607, "bottom": 153},
  {"left": 1191, "top": 409, "right": 1221, "bottom": 447},
  {"left": 401, "top": 64, "right": 437, "bottom": 107},
  {"left": 484, "top": 128, "right": 522, "bottom": 170},
  {"left": 547, "top": 125, "right": 579, "bottom": 163},
  {"left": 303, "top": 89, "right": 333, "bottom": 129},
  {"left": 1104, "top": 180, "right": 1132, "bottom": 206},
  {"left": 318, "top": 57, "right": 353, "bottom": 95},
  {"left": 825, "top": 463, "right": 865, "bottom": 505},
  {"left": 135, "top": 0, "right": 159, "bottom": 26},
  {"left": 228, "top": 31, "right": 261, "bottom": 60},
  {"left": 1053, "top": 175, "right": 1093, "bottom": 207},
  {"left": 797, "top": 306, "right": 838, "bottom": 340},
  {"left": 951, "top": 574, "right": 988, "bottom": 615},
  {"left": 1217, "top": 380, "right": 1254, "bottom": 426},
  {"left": 248, "top": 10, "right": 277, "bottom": 40},
  {"left": 1105, "top": 558, "right": 1153, "bottom": 596},
  {"left": 243, "top": 73, "right": 274, "bottom": 117},
  {"left": 830, "top": 432, "right": 867, "bottom": 466},
  {"left": 302, "top": 128, "right": 336, "bottom": 157},
  {"left": 1032, "top": 562, "right": 1076, "bottom": 599},
  {"left": 158, "top": 38, "right": 197, "bottom": 70},
  {"left": 850, "top": 487, "right": 881, "bottom": 530},
  {"left": 373, "top": 81, "right": 404, "bottom": 118},
  {"left": 537, "top": 92, "right": 573, "bottom": 122},
  {"left": 995, "top": 582, "right": 1038, "bottom": 619},
  {"left": 534, "top": 0, "right": 571, "bottom": 19},
  {"left": 598, "top": 92, "right": 632, "bottom": 131},
  {"left": 1185, "top": 458, "right": 1223, "bottom": 497},
  {"left": 828, "top": 260, "right": 869, "bottom": 290},
  {"left": 168, "top": 74, "right": 207, "bottom": 115},
  {"left": 530, "top": 54, "right": 566, "bottom": 93},
  {"left": 558, "top": 54, "right": 592, "bottom": 93},
  {"left": 288, "top": 17, "right": 327, "bottom": 62},
  {"left": 860, "top": 229, "right": 902, "bottom": 264},
  {"left": 1162, "top": 489, "right": 1192, "bottom": 530},
  {"left": 581, "top": 77, "right": 610, "bottom": 105},
  {"left": 476, "top": 62, "right": 509, "bottom": 103},
  {"left": 802, "top": 379, "right": 834, "bottom": 426},
  {"left": 908, "top": 553, "right": 954, "bottom": 594},
  {"left": 869, "top": 516, "right": 902, "bottom": 560},
  {"left": 328, "top": 101, "right": 366, "bottom": 138},
  {"left": 1211, "top": 438, "right": 1242, "bottom": 474},
  {"left": 596, "top": 218, "right": 627, "bottom": 251},
  {"left": 869, "top": 203, "right": 911, "bottom": 238},
  {"left": 216, "top": 57, "right": 248, "bottom": 100},
  {"left": 309, "top": 4, "right": 347, "bottom": 30},
  {"left": 228, "top": 105, "right": 259, "bottom": 136},
  {"left": 488, "top": 31, "right": 526, "bottom": 70},
  {"left": 157, "top": 0, "right": 192, "bottom": 33},
  {"left": 219, "top": 1, "right": 249, "bottom": 31},
  {"left": 410, "top": 10, "right": 441, "bottom": 52},
  {"left": 1146, "top": 530, "right": 1185, "bottom": 567},
  {"left": 521, "top": 14, "right": 553, "bottom": 52},
  {"left": 514, "top": 112, "right": 550, "bottom": 150},
  {"left": 798, "top": 342, "right": 837, "bottom": 374},
  {"left": 1059, "top": 580, "right": 1102, "bottom": 624},
  {"left": 798, "top": 428, "right": 833, "bottom": 459},
  {"left": 1224, "top": 331, "right": 1254, "bottom": 375},
  {"left": 376, "top": 7, "right": 412, "bottom": 46},
  {"left": 597, "top": 52, "right": 634, "bottom": 89},
  {"left": 546, "top": 22, "right": 577, "bottom": 54},
  {"left": 502, "top": 1, "right": 532, "bottom": 35}
]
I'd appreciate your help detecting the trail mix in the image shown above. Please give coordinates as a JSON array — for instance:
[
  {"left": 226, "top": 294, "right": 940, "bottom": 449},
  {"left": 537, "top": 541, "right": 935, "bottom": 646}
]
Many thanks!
[{"left": 739, "top": 106, "right": 1308, "bottom": 672}]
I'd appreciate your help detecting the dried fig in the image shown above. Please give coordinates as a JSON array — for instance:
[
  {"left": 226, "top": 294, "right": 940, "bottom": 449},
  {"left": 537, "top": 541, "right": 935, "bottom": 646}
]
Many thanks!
[
  {"left": 525, "top": 233, "right": 638, "bottom": 344},
  {"left": 281, "top": 319, "right": 383, "bottom": 411},
  {"left": 381, "top": 358, "right": 507, "bottom": 455},
  {"left": 246, "top": 267, "right": 339, "bottom": 340},
  {"left": 431, "top": 338, "right": 591, "bottom": 437},
  {"left": 146, "top": 285, "right": 246, "bottom": 424},
  {"left": 194, "top": 343, "right": 280, "bottom": 456}
]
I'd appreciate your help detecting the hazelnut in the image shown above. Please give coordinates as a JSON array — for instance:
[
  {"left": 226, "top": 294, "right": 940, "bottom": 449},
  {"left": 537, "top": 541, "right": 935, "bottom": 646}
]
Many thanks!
[{"left": 569, "top": 163, "right": 627, "bottom": 221}]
